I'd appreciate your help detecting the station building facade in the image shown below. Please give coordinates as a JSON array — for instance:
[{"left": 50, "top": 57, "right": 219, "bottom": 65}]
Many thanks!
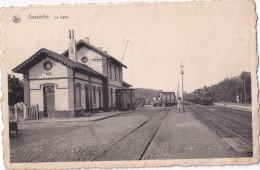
[{"left": 13, "top": 30, "right": 132, "bottom": 118}]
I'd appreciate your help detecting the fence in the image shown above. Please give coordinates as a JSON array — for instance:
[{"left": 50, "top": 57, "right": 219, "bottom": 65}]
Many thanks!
[
  {"left": 25, "top": 104, "right": 39, "bottom": 120},
  {"left": 9, "top": 104, "right": 39, "bottom": 121}
]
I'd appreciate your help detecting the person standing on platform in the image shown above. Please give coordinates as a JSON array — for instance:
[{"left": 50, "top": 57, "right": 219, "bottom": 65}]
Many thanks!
[{"left": 177, "top": 98, "right": 182, "bottom": 113}]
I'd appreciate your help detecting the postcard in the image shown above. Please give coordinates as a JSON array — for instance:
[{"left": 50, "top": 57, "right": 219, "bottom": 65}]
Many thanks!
[{"left": 0, "top": 0, "right": 259, "bottom": 169}]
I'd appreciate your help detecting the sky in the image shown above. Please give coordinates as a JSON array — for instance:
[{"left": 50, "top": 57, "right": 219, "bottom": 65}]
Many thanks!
[{"left": 1, "top": 1, "right": 256, "bottom": 93}]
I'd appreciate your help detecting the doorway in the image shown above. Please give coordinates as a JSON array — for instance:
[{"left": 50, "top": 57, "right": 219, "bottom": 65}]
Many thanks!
[{"left": 43, "top": 86, "right": 55, "bottom": 117}]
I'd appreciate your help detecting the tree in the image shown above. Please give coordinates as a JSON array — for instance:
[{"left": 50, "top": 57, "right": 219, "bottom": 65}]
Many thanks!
[
  {"left": 135, "top": 88, "right": 163, "bottom": 100},
  {"left": 8, "top": 74, "right": 24, "bottom": 106},
  {"left": 187, "top": 71, "right": 251, "bottom": 104},
  {"left": 239, "top": 71, "right": 251, "bottom": 103}
]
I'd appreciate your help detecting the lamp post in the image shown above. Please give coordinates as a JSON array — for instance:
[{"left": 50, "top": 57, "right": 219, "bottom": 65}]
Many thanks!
[
  {"left": 180, "top": 61, "right": 185, "bottom": 113},
  {"left": 177, "top": 83, "right": 180, "bottom": 99}
]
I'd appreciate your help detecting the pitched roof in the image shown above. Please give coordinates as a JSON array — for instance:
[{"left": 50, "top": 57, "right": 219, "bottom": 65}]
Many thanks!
[
  {"left": 61, "top": 39, "right": 127, "bottom": 68},
  {"left": 123, "top": 81, "right": 132, "bottom": 87},
  {"left": 12, "top": 48, "right": 106, "bottom": 79}
]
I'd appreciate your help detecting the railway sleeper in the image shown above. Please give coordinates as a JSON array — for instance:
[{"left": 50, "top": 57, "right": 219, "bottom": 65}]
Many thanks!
[{"left": 92, "top": 109, "right": 169, "bottom": 161}]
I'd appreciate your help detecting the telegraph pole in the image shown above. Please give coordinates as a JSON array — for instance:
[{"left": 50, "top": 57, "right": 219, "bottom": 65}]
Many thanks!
[{"left": 180, "top": 61, "right": 185, "bottom": 113}]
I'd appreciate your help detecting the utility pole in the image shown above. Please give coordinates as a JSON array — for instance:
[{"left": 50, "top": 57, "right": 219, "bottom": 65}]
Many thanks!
[{"left": 180, "top": 61, "right": 185, "bottom": 113}]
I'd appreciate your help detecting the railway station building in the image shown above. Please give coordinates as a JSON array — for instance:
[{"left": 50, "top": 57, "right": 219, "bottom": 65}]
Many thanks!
[{"left": 12, "top": 30, "right": 132, "bottom": 118}]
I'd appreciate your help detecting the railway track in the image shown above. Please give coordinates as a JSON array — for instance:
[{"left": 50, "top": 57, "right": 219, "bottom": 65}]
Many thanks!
[
  {"left": 187, "top": 104, "right": 252, "bottom": 147},
  {"left": 205, "top": 108, "right": 251, "bottom": 127},
  {"left": 186, "top": 101, "right": 252, "bottom": 121},
  {"left": 187, "top": 103, "right": 252, "bottom": 127},
  {"left": 91, "top": 108, "right": 170, "bottom": 161},
  {"left": 210, "top": 106, "right": 252, "bottom": 119}
]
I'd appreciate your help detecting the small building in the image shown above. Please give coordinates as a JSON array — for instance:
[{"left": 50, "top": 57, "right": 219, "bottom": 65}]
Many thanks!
[
  {"left": 12, "top": 30, "right": 134, "bottom": 118},
  {"left": 115, "top": 89, "right": 136, "bottom": 111}
]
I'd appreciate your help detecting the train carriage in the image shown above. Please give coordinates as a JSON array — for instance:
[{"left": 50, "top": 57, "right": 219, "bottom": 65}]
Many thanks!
[{"left": 162, "top": 92, "right": 177, "bottom": 107}]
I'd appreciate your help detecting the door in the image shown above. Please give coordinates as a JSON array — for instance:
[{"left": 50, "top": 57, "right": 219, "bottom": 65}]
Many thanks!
[
  {"left": 43, "top": 86, "right": 55, "bottom": 117},
  {"left": 85, "top": 86, "right": 90, "bottom": 112}
]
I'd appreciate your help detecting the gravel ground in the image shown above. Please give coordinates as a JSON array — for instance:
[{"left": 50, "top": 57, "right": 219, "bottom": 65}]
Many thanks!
[{"left": 10, "top": 108, "right": 161, "bottom": 163}]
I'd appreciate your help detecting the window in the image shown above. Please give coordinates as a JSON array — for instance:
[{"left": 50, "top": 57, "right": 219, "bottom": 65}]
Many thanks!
[
  {"left": 81, "top": 56, "right": 88, "bottom": 63},
  {"left": 119, "top": 68, "right": 121, "bottom": 81},
  {"left": 109, "top": 63, "right": 112, "bottom": 79},
  {"left": 93, "top": 86, "right": 96, "bottom": 107},
  {"left": 110, "top": 88, "right": 113, "bottom": 107},
  {"left": 75, "top": 84, "right": 81, "bottom": 107},
  {"left": 98, "top": 87, "right": 102, "bottom": 108},
  {"left": 43, "top": 61, "right": 53, "bottom": 71},
  {"left": 114, "top": 66, "right": 117, "bottom": 81}
]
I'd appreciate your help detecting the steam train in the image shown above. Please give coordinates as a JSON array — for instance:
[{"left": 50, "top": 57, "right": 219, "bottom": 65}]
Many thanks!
[{"left": 185, "top": 89, "right": 213, "bottom": 105}]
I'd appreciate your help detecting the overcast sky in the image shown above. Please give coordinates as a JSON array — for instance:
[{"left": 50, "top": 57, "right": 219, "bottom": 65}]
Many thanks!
[{"left": 2, "top": 1, "right": 256, "bottom": 93}]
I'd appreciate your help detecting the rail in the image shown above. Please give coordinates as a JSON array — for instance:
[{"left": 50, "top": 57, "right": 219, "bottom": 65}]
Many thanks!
[
  {"left": 91, "top": 108, "right": 170, "bottom": 161},
  {"left": 192, "top": 106, "right": 252, "bottom": 145}
]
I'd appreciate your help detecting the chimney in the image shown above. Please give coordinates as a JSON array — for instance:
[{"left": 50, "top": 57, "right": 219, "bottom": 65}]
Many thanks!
[
  {"left": 69, "top": 30, "right": 71, "bottom": 39},
  {"left": 103, "top": 51, "right": 107, "bottom": 54},
  {"left": 97, "top": 47, "right": 102, "bottom": 51},
  {"left": 68, "top": 29, "right": 77, "bottom": 61},
  {"left": 84, "top": 37, "right": 89, "bottom": 43}
]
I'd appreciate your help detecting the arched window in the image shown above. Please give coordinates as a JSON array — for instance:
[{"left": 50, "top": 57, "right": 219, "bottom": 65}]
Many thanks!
[
  {"left": 98, "top": 87, "right": 102, "bottom": 107},
  {"left": 75, "top": 83, "right": 81, "bottom": 107},
  {"left": 118, "top": 68, "right": 121, "bottom": 81},
  {"left": 93, "top": 86, "right": 96, "bottom": 107},
  {"left": 109, "top": 63, "right": 112, "bottom": 79},
  {"left": 114, "top": 65, "right": 117, "bottom": 80}
]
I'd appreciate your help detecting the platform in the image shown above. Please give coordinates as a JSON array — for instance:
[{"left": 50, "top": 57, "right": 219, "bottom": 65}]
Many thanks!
[
  {"left": 143, "top": 108, "right": 250, "bottom": 159},
  {"left": 18, "top": 110, "right": 136, "bottom": 124}
]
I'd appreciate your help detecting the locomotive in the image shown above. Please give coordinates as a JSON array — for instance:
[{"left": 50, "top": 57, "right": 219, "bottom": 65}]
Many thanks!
[{"left": 185, "top": 89, "right": 213, "bottom": 105}]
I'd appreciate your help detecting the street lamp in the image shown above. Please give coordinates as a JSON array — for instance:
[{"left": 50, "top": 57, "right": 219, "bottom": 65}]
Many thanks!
[
  {"left": 180, "top": 61, "right": 185, "bottom": 113},
  {"left": 177, "top": 83, "right": 180, "bottom": 99}
]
